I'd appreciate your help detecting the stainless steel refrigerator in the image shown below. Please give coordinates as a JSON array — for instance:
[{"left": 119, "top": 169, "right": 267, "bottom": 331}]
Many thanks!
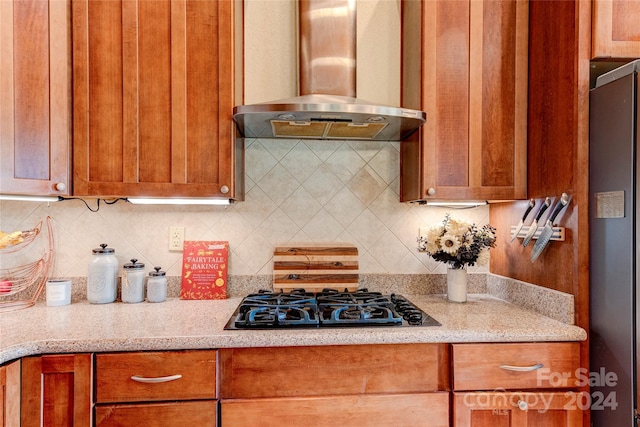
[{"left": 590, "top": 59, "right": 640, "bottom": 426}]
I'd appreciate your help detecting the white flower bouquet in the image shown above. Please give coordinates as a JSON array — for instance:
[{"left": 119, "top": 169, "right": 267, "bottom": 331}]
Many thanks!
[{"left": 418, "top": 214, "right": 497, "bottom": 270}]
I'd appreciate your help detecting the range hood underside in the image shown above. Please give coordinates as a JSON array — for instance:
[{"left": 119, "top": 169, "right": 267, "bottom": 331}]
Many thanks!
[{"left": 234, "top": 94, "right": 425, "bottom": 141}]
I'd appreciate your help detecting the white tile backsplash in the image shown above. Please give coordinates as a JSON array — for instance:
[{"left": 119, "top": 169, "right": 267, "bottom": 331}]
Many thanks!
[{"left": 0, "top": 138, "right": 490, "bottom": 278}]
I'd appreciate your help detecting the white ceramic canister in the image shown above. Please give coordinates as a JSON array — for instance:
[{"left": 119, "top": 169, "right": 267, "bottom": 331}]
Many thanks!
[
  {"left": 87, "top": 243, "right": 119, "bottom": 304},
  {"left": 146, "top": 266, "right": 167, "bottom": 303},
  {"left": 122, "top": 259, "right": 145, "bottom": 303}
]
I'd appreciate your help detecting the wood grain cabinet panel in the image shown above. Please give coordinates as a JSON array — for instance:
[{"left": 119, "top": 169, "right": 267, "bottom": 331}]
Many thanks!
[
  {"left": 219, "top": 344, "right": 449, "bottom": 426},
  {"left": 452, "top": 343, "right": 585, "bottom": 427},
  {"left": 21, "top": 354, "right": 92, "bottom": 427},
  {"left": 0, "top": 0, "right": 71, "bottom": 196},
  {"left": 221, "top": 393, "right": 450, "bottom": 427},
  {"left": 95, "top": 400, "right": 217, "bottom": 427},
  {"left": 219, "top": 343, "right": 449, "bottom": 398},
  {"left": 72, "top": 0, "right": 242, "bottom": 199},
  {"left": 453, "top": 391, "right": 586, "bottom": 427},
  {"left": 0, "top": 361, "right": 20, "bottom": 427},
  {"left": 592, "top": 0, "right": 640, "bottom": 59},
  {"left": 95, "top": 350, "right": 216, "bottom": 403},
  {"left": 94, "top": 350, "right": 217, "bottom": 426},
  {"left": 400, "top": 0, "right": 528, "bottom": 202},
  {"left": 452, "top": 342, "right": 580, "bottom": 391}
]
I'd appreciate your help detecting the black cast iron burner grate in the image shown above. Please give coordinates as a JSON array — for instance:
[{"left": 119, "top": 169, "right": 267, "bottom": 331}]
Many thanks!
[{"left": 226, "top": 288, "right": 441, "bottom": 329}]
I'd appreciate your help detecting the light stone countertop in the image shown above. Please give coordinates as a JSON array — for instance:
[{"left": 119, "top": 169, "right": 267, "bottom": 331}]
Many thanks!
[{"left": 0, "top": 294, "right": 587, "bottom": 364}]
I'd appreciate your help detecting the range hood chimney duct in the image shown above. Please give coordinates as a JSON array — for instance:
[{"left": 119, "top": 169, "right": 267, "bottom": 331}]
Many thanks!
[{"left": 233, "top": 0, "right": 426, "bottom": 141}]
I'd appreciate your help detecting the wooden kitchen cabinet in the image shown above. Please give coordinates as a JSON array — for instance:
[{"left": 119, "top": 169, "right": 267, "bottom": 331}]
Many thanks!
[
  {"left": 453, "top": 391, "right": 586, "bottom": 427},
  {"left": 21, "top": 354, "right": 92, "bottom": 427},
  {"left": 400, "top": 0, "right": 528, "bottom": 202},
  {"left": 451, "top": 343, "right": 585, "bottom": 427},
  {"left": 72, "top": 0, "right": 243, "bottom": 199},
  {"left": 219, "top": 344, "right": 450, "bottom": 426},
  {"left": 0, "top": 360, "right": 20, "bottom": 427},
  {"left": 94, "top": 350, "right": 217, "bottom": 427},
  {"left": 0, "top": 0, "right": 71, "bottom": 196},
  {"left": 592, "top": 0, "right": 640, "bottom": 59}
]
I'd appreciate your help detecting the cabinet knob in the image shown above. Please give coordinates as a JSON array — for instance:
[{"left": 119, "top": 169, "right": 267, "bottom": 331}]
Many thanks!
[
  {"left": 427, "top": 187, "right": 436, "bottom": 196},
  {"left": 54, "top": 182, "right": 66, "bottom": 192},
  {"left": 220, "top": 185, "right": 229, "bottom": 194},
  {"left": 517, "top": 400, "right": 528, "bottom": 411}
]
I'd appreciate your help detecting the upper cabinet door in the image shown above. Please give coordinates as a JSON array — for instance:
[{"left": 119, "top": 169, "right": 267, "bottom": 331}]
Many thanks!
[
  {"left": 0, "top": 0, "right": 71, "bottom": 196},
  {"left": 72, "top": 0, "right": 242, "bottom": 199},
  {"left": 592, "top": 0, "right": 640, "bottom": 59},
  {"left": 400, "top": 0, "right": 528, "bottom": 202}
]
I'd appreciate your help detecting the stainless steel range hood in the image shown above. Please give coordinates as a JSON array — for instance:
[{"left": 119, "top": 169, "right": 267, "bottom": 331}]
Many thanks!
[{"left": 233, "top": 0, "right": 426, "bottom": 141}]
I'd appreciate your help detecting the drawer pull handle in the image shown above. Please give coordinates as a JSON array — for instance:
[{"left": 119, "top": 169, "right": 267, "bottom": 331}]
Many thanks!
[
  {"left": 517, "top": 400, "right": 528, "bottom": 411},
  {"left": 130, "top": 374, "right": 183, "bottom": 383},
  {"left": 498, "top": 363, "right": 544, "bottom": 372}
]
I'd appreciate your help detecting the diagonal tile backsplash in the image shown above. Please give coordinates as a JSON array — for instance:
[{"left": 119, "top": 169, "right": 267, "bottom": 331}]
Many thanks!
[{"left": 0, "top": 138, "right": 490, "bottom": 279}]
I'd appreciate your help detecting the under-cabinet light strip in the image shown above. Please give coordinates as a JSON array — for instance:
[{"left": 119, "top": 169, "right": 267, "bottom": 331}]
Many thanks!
[
  {"left": 127, "top": 198, "right": 231, "bottom": 205},
  {"left": 0, "top": 195, "right": 61, "bottom": 202}
]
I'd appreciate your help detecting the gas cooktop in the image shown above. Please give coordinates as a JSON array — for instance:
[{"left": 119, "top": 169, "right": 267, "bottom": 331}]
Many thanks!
[{"left": 224, "top": 289, "right": 441, "bottom": 329}]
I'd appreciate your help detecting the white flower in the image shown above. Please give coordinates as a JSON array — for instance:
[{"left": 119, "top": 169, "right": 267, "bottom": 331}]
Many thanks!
[
  {"left": 425, "top": 227, "right": 442, "bottom": 243},
  {"left": 439, "top": 233, "right": 461, "bottom": 254},
  {"left": 424, "top": 240, "right": 440, "bottom": 254},
  {"left": 418, "top": 214, "right": 496, "bottom": 269},
  {"left": 430, "top": 224, "right": 445, "bottom": 237},
  {"left": 446, "top": 218, "right": 471, "bottom": 236}
]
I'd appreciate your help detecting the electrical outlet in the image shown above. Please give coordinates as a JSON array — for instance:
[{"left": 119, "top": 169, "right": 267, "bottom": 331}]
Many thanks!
[{"left": 169, "top": 226, "right": 185, "bottom": 251}]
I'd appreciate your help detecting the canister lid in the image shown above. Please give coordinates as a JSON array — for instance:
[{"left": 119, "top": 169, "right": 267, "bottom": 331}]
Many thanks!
[
  {"left": 149, "top": 266, "right": 166, "bottom": 276},
  {"left": 92, "top": 243, "right": 115, "bottom": 254},
  {"left": 123, "top": 258, "right": 145, "bottom": 269}
]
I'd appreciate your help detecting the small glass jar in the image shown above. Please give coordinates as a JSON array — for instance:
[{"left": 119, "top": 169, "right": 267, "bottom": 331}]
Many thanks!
[
  {"left": 87, "top": 243, "right": 118, "bottom": 304},
  {"left": 146, "top": 266, "right": 167, "bottom": 303},
  {"left": 122, "top": 259, "right": 145, "bottom": 303}
]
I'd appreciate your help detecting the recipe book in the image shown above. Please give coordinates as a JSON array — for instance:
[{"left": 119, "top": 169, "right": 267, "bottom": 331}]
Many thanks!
[{"left": 180, "top": 241, "right": 228, "bottom": 300}]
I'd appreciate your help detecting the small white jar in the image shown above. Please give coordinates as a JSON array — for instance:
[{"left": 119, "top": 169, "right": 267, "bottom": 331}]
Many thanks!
[
  {"left": 122, "top": 259, "right": 145, "bottom": 303},
  {"left": 87, "top": 244, "right": 118, "bottom": 304},
  {"left": 146, "top": 266, "right": 167, "bottom": 303},
  {"left": 46, "top": 279, "right": 72, "bottom": 306}
]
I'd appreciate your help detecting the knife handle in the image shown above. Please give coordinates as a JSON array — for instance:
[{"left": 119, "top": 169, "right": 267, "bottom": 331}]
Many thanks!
[
  {"left": 533, "top": 197, "right": 551, "bottom": 221},
  {"left": 521, "top": 199, "right": 536, "bottom": 221},
  {"left": 547, "top": 193, "right": 570, "bottom": 224}
]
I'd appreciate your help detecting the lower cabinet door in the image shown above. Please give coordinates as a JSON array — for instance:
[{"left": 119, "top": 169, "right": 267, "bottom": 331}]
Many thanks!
[
  {"left": 21, "top": 354, "right": 92, "bottom": 427},
  {"left": 221, "top": 393, "right": 449, "bottom": 427},
  {"left": 95, "top": 400, "right": 217, "bottom": 427},
  {"left": 0, "top": 360, "right": 20, "bottom": 427},
  {"left": 453, "top": 392, "right": 586, "bottom": 427}
]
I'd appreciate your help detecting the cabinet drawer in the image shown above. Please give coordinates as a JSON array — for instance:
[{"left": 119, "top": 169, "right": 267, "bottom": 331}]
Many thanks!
[
  {"left": 221, "top": 393, "right": 449, "bottom": 427},
  {"left": 95, "top": 350, "right": 216, "bottom": 403},
  {"left": 95, "top": 400, "right": 217, "bottom": 427},
  {"left": 219, "top": 344, "right": 449, "bottom": 398},
  {"left": 452, "top": 343, "right": 580, "bottom": 391}
]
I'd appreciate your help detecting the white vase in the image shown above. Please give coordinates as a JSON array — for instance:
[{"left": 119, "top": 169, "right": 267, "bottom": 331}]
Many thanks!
[{"left": 447, "top": 266, "right": 467, "bottom": 303}]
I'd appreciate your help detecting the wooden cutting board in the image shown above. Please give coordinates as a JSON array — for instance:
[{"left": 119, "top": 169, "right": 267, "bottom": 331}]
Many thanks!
[{"left": 273, "top": 243, "right": 359, "bottom": 293}]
